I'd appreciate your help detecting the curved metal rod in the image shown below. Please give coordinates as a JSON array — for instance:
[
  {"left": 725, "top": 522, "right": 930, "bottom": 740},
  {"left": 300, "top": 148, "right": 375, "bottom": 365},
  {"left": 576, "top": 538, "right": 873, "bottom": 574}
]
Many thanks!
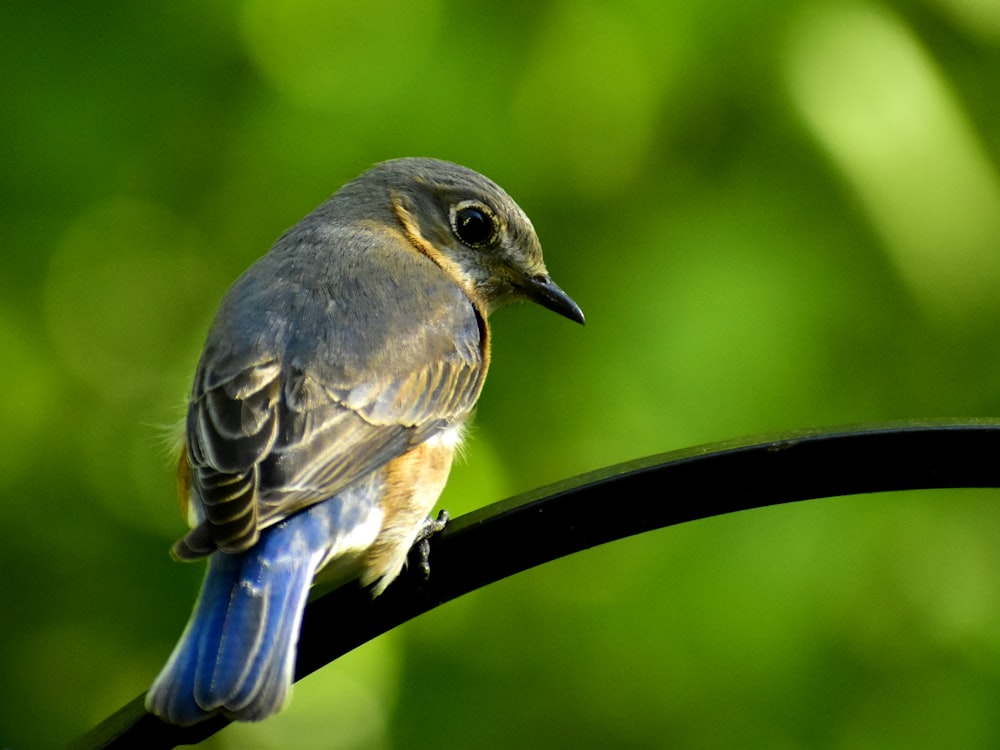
[{"left": 74, "top": 419, "right": 1000, "bottom": 749}]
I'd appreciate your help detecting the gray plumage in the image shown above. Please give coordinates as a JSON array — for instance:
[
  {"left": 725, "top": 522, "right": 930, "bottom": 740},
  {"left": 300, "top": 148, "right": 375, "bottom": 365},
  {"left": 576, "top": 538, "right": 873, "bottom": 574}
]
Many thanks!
[{"left": 148, "top": 157, "right": 583, "bottom": 725}]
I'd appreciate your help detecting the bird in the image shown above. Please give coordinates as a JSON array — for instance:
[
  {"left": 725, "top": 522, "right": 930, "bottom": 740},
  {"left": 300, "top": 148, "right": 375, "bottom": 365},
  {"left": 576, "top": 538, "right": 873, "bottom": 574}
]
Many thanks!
[{"left": 145, "top": 157, "right": 584, "bottom": 726}]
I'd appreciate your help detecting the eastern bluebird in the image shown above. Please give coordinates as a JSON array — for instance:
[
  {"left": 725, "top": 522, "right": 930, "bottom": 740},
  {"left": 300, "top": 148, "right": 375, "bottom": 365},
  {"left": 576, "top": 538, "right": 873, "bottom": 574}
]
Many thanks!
[{"left": 145, "top": 158, "right": 584, "bottom": 725}]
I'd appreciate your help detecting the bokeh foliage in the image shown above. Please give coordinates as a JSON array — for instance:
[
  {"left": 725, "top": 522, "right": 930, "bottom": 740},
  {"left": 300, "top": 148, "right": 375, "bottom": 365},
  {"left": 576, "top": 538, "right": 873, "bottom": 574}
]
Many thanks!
[{"left": 3, "top": 0, "right": 1000, "bottom": 747}]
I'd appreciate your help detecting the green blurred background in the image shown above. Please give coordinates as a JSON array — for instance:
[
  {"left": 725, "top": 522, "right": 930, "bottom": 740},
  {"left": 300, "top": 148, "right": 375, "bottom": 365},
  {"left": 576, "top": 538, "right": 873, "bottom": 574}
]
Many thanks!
[{"left": 4, "top": 0, "right": 1000, "bottom": 747}]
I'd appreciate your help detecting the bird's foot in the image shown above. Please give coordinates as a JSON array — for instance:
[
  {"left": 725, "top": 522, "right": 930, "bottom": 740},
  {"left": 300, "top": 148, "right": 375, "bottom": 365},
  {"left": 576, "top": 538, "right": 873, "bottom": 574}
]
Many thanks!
[{"left": 409, "top": 510, "right": 449, "bottom": 580}]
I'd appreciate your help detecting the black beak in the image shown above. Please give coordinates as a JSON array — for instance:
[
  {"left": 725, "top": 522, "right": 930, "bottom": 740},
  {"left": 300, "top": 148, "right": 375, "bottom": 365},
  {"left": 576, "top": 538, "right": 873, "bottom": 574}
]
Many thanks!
[{"left": 523, "top": 275, "right": 585, "bottom": 325}]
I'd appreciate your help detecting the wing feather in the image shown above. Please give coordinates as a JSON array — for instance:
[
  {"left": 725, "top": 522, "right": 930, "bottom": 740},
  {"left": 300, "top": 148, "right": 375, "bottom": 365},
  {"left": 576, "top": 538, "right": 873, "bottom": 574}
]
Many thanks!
[{"left": 172, "top": 224, "right": 486, "bottom": 560}]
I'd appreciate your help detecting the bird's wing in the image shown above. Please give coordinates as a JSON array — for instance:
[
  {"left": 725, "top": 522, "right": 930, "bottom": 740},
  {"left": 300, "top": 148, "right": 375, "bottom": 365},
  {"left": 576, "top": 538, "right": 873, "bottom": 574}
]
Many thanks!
[{"left": 172, "top": 247, "right": 486, "bottom": 560}]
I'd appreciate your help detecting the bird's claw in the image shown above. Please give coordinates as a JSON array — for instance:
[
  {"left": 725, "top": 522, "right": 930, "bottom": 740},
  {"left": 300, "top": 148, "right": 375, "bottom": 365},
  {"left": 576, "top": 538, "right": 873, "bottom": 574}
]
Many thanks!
[{"left": 409, "top": 510, "right": 449, "bottom": 580}]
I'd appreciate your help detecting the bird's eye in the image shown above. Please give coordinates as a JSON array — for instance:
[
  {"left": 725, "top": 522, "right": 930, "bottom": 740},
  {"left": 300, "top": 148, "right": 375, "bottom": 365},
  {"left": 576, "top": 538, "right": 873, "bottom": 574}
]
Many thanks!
[{"left": 450, "top": 201, "right": 497, "bottom": 248}]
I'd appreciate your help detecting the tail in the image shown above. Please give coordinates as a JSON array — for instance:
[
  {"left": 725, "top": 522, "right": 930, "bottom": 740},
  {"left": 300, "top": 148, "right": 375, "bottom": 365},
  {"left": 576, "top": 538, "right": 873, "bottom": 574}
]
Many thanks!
[{"left": 146, "top": 513, "right": 333, "bottom": 725}]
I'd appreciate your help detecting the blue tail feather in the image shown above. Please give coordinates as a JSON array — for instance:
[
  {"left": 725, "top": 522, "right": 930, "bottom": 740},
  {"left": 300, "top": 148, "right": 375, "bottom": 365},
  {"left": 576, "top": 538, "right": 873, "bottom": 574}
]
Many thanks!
[{"left": 146, "top": 481, "right": 382, "bottom": 725}]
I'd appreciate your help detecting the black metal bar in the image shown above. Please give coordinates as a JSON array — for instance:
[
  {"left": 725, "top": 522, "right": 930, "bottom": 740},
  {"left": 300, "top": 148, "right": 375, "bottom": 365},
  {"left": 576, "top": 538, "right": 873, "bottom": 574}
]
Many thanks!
[{"left": 73, "top": 419, "right": 1000, "bottom": 749}]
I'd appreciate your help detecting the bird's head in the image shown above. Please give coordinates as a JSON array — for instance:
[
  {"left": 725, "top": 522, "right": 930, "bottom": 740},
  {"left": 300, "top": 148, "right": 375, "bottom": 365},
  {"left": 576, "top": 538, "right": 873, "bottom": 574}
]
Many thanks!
[{"left": 352, "top": 158, "right": 584, "bottom": 324}]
